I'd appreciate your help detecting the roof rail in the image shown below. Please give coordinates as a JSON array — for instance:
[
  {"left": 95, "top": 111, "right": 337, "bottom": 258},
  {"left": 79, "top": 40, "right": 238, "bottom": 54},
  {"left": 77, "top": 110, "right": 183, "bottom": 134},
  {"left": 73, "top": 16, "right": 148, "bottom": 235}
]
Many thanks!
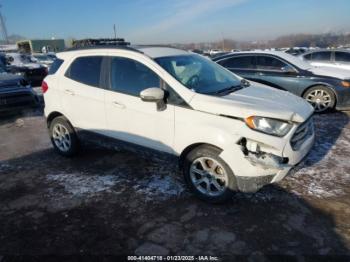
[
  {"left": 63, "top": 45, "right": 142, "bottom": 53},
  {"left": 62, "top": 38, "right": 143, "bottom": 53}
]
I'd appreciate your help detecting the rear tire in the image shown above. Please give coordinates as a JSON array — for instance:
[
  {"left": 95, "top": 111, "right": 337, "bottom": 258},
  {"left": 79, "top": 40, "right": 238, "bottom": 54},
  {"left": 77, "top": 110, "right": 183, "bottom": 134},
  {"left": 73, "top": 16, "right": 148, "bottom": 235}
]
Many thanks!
[
  {"left": 49, "top": 116, "right": 79, "bottom": 157},
  {"left": 303, "top": 86, "right": 335, "bottom": 113},
  {"left": 183, "top": 145, "right": 237, "bottom": 203}
]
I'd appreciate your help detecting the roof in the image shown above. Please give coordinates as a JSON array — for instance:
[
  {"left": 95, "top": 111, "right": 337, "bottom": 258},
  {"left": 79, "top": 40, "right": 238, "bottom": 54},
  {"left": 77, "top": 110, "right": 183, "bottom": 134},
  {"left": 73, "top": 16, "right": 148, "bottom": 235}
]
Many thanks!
[
  {"left": 59, "top": 45, "right": 190, "bottom": 59},
  {"left": 135, "top": 46, "right": 189, "bottom": 58}
]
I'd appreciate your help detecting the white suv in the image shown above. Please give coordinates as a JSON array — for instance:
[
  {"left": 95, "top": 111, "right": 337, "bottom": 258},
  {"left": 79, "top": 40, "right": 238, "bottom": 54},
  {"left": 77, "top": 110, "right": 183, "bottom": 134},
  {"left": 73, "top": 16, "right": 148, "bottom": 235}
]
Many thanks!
[{"left": 43, "top": 46, "right": 315, "bottom": 202}]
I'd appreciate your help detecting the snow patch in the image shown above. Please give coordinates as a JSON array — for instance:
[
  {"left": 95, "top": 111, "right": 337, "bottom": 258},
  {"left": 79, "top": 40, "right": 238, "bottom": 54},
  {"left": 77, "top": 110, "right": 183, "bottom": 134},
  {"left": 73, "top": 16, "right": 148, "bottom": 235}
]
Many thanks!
[
  {"left": 133, "top": 175, "right": 185, "bottom": 201},
  {"left": 47, "top": 173, "right": 122, "bottom": 197}
]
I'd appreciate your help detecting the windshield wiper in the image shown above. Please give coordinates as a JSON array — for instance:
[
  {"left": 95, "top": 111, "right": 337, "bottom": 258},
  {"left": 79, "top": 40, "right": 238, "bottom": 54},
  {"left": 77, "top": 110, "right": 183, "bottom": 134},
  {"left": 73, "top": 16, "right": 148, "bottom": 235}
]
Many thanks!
[
  {"left": 214, "top": 85, "right": 243, "bottom": 94},
  {"left": 215, "top": 79, "right": 250, "bottom": 95}
]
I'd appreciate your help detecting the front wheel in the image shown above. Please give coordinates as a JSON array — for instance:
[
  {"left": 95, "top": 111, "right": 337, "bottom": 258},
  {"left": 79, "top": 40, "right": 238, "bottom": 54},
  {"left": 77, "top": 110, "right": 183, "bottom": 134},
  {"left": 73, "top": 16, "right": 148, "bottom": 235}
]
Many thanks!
[
  {"left": 303, "top": 86, "right": 335, "bottom": 113},
  {"left": 183, "top": 145, "right": 237, "bottom": 203}
]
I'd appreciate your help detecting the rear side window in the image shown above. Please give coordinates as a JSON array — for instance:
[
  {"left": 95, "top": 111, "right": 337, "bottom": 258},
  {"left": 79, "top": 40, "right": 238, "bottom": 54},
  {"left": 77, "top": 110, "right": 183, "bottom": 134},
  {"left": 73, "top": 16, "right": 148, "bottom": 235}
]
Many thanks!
[
  {"left": 311, "top": 52, "right": 331, "bottom": 61},
  {"left": 110, "top": 57, "right": 160, "bottom": 96},
  {"left": 335, "top": 52, "right": 350, "bottom": 62},
  {"left": 65, "top": 56, "right": 103, "bottom": 87},
  {"left": 220, "top": 56, "right": 255, "bottom": 69},
  {"left": 48, "top": 58, "right": 63, "bottom": 75},
  {"left": 256, "top": 56, "right": 286, "bottom": 71}
]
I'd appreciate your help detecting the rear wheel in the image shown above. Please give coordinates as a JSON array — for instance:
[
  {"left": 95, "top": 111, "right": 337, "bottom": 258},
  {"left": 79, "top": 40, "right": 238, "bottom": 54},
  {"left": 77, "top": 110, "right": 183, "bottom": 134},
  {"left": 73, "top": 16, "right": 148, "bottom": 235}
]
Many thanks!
[
  {"left": 183, "top": 145, "right": 237, "bottom": 203},
  {"left": 303, "top": 86, "right": 335, "bottom": 113},
  {"left": 49, "top": 116, "right": 79, "bottom": 156}
]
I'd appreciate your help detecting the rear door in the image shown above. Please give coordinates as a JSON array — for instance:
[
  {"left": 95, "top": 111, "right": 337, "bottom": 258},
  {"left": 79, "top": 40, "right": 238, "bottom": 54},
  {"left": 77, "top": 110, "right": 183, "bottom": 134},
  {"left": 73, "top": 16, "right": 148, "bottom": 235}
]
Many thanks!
[
  {"left": 60, "top": 54, "right": 107, "bottom": 132},
  {"left": 216, "top": 55, "right": 257, "bottom": 80},
  {"left": 254, "top": 55, "right": 305, "bottom": 95},
  {"left": 334, "top": 51, "right": 350, "bottom": 70}
]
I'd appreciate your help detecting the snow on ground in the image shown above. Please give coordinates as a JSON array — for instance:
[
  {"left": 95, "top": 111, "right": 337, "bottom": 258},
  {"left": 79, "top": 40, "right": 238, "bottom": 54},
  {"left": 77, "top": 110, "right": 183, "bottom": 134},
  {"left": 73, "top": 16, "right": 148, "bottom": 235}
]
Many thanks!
[
  {"left": 46, "top": 172, "right": 185, "bottom": 202},
  {"left": 46, "top": 173, "right": 122, "bottom": 197},
  {"left": 133, "top": 175, "right": 185, "bottom": 201},
  {"left": 282, "top": 113, "right": 350, "bottom": 198}
]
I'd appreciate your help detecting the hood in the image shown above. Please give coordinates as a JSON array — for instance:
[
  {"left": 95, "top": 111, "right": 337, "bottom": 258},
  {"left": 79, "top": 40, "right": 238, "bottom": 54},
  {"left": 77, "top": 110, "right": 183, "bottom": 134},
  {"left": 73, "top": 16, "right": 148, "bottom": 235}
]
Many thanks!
[
  {"left": 0, "top": 73, "right": 23, "bottom": 87},
  {"left": 190, "top": 82, "right": 314, "bottom": 123},
  {"left": 308, "top": 66, "right": 350, "bottom": 80}
]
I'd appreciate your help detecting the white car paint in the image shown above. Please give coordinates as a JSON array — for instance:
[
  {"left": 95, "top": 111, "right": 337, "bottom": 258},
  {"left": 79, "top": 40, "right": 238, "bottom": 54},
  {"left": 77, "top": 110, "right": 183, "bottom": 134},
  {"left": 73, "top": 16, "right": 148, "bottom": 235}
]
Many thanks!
[{"left": 43, "top": 47, "right": 315, "bottom": 193}]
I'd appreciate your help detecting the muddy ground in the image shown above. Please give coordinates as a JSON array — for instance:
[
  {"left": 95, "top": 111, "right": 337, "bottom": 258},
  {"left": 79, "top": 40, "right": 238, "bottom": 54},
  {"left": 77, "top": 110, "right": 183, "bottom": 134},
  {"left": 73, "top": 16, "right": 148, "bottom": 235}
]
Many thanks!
[{"left": 0, "top": 110, "right": 350, "bottom": 259}]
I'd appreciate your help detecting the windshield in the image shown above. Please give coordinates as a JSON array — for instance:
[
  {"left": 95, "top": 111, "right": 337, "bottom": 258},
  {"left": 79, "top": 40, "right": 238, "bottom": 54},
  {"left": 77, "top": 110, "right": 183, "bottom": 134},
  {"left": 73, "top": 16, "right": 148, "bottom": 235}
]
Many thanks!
[{"left": 155, "top": 54, "right": 241, "bottom": 94}]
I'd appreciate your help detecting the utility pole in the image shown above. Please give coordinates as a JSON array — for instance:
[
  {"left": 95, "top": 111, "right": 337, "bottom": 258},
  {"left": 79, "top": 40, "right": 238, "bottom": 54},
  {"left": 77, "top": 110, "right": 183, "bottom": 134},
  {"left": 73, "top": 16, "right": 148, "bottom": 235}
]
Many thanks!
[
  {"left": 221, "top": 31, "right": 225, "bottom": 51},
  {"left": 0, "top": 5, "right": 9, "bottom": 44},
  {"left": 113, "top": 24, "right": 117, "bottom": 39}
]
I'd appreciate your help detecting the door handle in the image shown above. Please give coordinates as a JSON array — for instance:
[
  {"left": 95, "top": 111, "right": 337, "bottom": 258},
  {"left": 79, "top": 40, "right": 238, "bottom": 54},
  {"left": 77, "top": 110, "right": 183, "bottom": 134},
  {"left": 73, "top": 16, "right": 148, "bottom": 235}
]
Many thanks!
[
  {"left": 112, "top": 101, "right": 125, "bottom": 109},
  {"left": 65, "top": 89, "right": 75, "bottom": 96}
]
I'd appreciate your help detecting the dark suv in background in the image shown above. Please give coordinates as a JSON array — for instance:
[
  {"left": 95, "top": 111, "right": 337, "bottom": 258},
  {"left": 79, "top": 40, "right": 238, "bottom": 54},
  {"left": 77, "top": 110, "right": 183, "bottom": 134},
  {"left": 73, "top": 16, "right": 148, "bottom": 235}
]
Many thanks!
[{"left": 213, "top": 51, "right": 350, "bottom": 113}]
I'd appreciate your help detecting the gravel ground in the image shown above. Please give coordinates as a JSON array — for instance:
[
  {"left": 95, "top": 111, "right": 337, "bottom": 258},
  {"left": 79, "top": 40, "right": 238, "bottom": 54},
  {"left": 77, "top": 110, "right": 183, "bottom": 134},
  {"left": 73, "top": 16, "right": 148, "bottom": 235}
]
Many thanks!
[{"left": 0, "top": 110, "right": 349, "bottom": 259}]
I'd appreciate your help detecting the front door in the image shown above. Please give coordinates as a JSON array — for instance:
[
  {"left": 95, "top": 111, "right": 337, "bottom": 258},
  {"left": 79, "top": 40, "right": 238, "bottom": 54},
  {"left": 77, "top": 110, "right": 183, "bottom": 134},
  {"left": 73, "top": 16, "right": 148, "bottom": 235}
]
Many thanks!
[
  {"left": 254, "top": 55, "right": 305, "bottom": 95},
  {"left": 105, "top": 56, "right": 175, "bottom": 154}
]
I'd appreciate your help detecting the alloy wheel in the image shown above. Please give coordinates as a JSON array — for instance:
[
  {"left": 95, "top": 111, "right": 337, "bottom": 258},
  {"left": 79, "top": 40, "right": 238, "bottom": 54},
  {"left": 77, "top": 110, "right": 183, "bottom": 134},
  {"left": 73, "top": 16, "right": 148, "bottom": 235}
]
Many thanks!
[
  {"left": 189, "top": 157, "right": 228, "bottom": 197},
  {"left": 52, "top": 123, "right": 71, "bottom": 152},
  {"left": 305, "top": 89, "right": 332, "bottom": 113}
]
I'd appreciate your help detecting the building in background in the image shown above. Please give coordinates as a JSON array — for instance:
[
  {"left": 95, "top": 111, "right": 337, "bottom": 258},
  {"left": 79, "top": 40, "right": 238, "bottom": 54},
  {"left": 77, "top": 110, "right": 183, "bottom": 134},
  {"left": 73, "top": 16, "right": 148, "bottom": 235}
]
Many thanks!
[{"left": 16, "top": 39, "right": 65, "bottom": 53}]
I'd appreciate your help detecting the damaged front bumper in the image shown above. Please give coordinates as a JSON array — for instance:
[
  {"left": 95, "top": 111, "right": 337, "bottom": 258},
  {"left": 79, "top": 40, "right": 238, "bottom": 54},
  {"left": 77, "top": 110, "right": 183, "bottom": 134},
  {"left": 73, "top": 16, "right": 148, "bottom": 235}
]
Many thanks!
[{"left": 219, "top": 126, "right": 315, "bottom": 193}]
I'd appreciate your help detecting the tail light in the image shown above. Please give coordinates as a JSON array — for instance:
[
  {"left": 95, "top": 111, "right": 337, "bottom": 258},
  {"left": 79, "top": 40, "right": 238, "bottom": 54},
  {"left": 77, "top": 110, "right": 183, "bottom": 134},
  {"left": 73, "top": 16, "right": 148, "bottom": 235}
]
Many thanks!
[{"left": 42, "top": 81, "right": 48, "bottom": 94}]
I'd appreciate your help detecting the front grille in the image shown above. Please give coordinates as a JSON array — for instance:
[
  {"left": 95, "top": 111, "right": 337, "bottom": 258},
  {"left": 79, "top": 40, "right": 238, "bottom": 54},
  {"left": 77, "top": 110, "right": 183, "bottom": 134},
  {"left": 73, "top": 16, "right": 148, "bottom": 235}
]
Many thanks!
[{"left": 290, "top": 116, "right": 314, "bottom": 150}]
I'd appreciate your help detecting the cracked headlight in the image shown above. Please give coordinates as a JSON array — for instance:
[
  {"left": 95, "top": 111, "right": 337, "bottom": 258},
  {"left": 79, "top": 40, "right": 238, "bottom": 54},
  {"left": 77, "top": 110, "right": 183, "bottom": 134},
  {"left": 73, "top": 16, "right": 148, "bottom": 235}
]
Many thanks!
[{"left": 245, "top": 116, "right": 293, "bottom": 137}]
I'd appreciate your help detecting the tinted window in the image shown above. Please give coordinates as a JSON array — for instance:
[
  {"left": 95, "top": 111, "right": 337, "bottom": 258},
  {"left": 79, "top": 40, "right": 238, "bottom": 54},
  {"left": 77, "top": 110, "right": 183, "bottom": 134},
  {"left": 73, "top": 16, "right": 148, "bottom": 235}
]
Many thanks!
[
  {"left": 311, "top": 52, "right": 331, "bottom": 61},
  {"left": 335, "top": 52, "right": 350, "bottom": 62},
  {"left": 111, "top": 57, "right": 160, "bottom": 96},
  {"left": 220, "top": 56, "right": 255, "bottom": 69},
  {"left": 48, "top": 58, "right": 63, "bottom": 75},
  {"left": 256, "top": 56, "right": 286, "bottom": 71},
  {"left": 66, "top": 56, "right": 103, "bottom": 87}
]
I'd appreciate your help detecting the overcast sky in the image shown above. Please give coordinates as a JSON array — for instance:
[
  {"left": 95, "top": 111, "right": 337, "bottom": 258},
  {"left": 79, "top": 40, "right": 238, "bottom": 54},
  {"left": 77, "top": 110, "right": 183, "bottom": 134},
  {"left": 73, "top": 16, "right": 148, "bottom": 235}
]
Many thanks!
[{"left": 2, "top": 0, "right": 350, "bottom": 43}]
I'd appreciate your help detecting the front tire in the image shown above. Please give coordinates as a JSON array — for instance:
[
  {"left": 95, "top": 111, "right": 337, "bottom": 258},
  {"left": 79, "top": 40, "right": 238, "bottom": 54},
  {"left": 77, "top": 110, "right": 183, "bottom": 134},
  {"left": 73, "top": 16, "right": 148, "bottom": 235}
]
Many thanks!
[
  {"left": 303, "top": 86, "right": 335, "bottom": 113},
  {"left": 49, "top": 116, "right": 79, "bottom": 157},
  {"left": 183, "top": 145, "right": 237, "bottom": 203}
]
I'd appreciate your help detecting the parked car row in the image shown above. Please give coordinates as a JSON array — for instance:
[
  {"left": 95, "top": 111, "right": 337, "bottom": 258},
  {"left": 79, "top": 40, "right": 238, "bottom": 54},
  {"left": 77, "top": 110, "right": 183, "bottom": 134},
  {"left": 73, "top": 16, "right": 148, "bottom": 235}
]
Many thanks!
[
  {"left": 0, "top": 51, "right": 52, "bottom": 114},
  {"left": 0, "top": 65, "right": 40, "bottom": 114}
]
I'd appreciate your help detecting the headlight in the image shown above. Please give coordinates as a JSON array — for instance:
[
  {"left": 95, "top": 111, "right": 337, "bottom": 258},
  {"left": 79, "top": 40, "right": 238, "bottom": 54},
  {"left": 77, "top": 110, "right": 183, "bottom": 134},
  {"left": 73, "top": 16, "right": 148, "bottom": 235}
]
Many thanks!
[{"left": 245, "top": 116, "right": 293, "bottom": 137}]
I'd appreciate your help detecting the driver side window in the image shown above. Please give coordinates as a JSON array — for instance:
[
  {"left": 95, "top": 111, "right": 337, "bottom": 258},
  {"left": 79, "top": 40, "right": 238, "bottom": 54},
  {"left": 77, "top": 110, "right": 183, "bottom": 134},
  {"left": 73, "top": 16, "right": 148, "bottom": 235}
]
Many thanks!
[{"left": 110, "top": 57, "right": 161, "bottom": 96}]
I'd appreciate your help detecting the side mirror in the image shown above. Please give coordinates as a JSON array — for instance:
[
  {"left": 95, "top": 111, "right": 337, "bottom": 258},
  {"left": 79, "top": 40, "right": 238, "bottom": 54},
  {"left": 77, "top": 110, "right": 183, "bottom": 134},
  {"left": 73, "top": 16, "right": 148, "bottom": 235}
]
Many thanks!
[
  {"left": 140, "top": 87, "right": 164, "bottom": 102},
  {"left": 281, "top": 66, "right": 296, "bottom": 74},
  {"left": 140, "top": 87, "right": 166, "bottom": 111}
]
